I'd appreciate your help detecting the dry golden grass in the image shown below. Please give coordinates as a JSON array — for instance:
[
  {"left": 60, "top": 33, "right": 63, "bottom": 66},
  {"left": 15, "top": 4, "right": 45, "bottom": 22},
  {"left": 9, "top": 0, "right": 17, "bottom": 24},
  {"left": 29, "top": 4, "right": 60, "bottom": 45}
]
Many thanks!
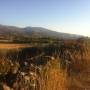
[
  {"left": 40, "top": 45, "right": 90, "bottom": 90},
  {"left": 66, "top": 46, "right": 90, "bottom": 90},
  {"left": 39, "top": 59, "right": 69, "bottom": 90},
  {"left": 45, "top": 68, "right": 67, "bottom": 90},
  {"left": 0, "top": 44, "right": 31, "bottom": 49},
  {"left": 0, "top": 41, "right": 90, "bottom": 90}
]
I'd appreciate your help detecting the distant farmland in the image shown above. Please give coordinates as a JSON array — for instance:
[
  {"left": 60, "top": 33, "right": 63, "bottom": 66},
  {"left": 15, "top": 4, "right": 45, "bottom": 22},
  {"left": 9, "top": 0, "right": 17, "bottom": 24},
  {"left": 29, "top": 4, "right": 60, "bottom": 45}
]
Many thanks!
[{"left": 0, "top": 43, "right": 31, "bottom": 49}]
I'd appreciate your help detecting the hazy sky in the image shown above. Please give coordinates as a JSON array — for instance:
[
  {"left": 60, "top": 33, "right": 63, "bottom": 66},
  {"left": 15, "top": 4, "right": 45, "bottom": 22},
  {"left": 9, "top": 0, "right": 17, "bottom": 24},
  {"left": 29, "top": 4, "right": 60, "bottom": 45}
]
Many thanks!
[{"left": 0, "top": 0, "right": 90, "bottom": 36}]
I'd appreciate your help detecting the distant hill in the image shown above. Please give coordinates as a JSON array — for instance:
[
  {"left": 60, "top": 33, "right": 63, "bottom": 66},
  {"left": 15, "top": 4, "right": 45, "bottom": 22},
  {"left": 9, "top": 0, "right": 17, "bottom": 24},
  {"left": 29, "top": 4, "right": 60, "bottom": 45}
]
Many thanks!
[{"left": 0, "top": 25, "right": 83, "bottom": 42}]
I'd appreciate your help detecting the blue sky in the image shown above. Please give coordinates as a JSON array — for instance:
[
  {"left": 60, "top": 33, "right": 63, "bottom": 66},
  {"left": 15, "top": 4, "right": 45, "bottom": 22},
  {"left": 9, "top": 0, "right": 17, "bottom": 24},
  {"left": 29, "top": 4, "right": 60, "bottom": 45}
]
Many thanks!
[{"left": 0, "top": 0, "right": 90, "bottom": 36}]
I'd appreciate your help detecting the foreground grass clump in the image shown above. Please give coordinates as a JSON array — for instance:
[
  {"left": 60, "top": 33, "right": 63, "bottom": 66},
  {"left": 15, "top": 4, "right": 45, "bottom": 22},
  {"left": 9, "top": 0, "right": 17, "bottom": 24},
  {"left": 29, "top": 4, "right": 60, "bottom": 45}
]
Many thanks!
[
  {"left": 39, "top": 58, "right": 67, "bottom": 90},
  {"left": 0, "top": 59, "right": 11, "bottom": 74}
]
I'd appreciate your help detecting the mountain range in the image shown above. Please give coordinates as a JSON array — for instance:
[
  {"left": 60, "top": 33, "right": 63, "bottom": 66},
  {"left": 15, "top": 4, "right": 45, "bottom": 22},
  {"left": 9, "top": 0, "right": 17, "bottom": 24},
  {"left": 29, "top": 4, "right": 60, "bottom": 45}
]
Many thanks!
[{"left": 0, "top": 24, "right": 83, "bottom": 42}]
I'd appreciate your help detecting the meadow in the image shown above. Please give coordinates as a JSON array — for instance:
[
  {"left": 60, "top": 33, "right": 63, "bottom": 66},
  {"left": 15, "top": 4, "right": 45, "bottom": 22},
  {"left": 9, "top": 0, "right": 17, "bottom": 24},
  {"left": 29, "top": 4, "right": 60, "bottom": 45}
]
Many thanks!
[
  {"left": 0, "top": 38, "right": 90, "bottom": 90},
  {"left": 0, "top": 44, "right": 32, "bottom": 49}
]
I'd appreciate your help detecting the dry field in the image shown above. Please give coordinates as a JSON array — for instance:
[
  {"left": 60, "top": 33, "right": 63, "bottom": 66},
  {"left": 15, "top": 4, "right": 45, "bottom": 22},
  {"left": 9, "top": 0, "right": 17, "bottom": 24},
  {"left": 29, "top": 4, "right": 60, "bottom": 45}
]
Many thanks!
[
  {"left": 0, "top": 43, "right": 31, "bottom": 49},
  {"left": 0, "top": 40, "right": 90, "bottom": 90}
]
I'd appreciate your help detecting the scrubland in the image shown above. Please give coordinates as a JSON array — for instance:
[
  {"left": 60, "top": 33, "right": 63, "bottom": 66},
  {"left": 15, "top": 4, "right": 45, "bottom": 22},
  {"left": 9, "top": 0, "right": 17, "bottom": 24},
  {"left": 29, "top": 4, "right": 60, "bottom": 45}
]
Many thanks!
[{"left": 0, "top": 38, "right": 90, "bottom": 90}]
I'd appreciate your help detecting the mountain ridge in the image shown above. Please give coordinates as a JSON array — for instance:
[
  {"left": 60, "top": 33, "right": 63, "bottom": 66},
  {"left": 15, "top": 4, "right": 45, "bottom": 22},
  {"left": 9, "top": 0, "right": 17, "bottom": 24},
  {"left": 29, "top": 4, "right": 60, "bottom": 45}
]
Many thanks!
[{"left": 0, "top": 24, "right": 83, "bottom": 41}]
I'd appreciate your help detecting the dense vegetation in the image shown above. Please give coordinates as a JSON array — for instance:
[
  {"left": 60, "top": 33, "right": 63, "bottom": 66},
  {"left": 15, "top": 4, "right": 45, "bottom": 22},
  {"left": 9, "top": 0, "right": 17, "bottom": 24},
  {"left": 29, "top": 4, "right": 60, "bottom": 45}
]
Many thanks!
[{"left": 0, "top": 38, "right": 89, "bottom": 90}]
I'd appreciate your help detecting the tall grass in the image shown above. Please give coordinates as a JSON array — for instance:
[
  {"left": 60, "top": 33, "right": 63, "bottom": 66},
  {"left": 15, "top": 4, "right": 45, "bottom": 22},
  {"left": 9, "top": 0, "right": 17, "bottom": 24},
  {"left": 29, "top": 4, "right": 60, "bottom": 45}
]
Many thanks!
[
  {"left": 0, "top": 40, "right": 89, "bottom": 90},
  {"left": 38, "top": 58, "right": 68, "bottom": 90}
]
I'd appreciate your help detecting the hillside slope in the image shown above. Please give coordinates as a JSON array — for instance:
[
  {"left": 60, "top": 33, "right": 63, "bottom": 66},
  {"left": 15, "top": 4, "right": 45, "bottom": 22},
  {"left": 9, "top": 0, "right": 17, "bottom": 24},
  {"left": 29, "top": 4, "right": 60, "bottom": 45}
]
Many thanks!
[{"left": 0, "top": 25, "right": 82, "bottom": 42}]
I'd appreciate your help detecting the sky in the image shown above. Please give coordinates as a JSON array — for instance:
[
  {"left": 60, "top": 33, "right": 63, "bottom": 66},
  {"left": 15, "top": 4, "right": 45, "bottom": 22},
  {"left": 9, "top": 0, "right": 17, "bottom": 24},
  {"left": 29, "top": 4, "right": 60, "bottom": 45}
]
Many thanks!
[{"left": 0, "top": 0, "right": 90, "bottom": 36}]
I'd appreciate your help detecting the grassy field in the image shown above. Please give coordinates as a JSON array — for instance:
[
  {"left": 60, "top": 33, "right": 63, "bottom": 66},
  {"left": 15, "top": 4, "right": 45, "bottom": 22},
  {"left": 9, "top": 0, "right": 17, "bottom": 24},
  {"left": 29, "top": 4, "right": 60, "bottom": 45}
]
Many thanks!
[
  {"left": 0, "top": 43, "right": 32, "bottom": 49},
  {"left": 0, "top": 39, "right": 90, "bottom": 90}
]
